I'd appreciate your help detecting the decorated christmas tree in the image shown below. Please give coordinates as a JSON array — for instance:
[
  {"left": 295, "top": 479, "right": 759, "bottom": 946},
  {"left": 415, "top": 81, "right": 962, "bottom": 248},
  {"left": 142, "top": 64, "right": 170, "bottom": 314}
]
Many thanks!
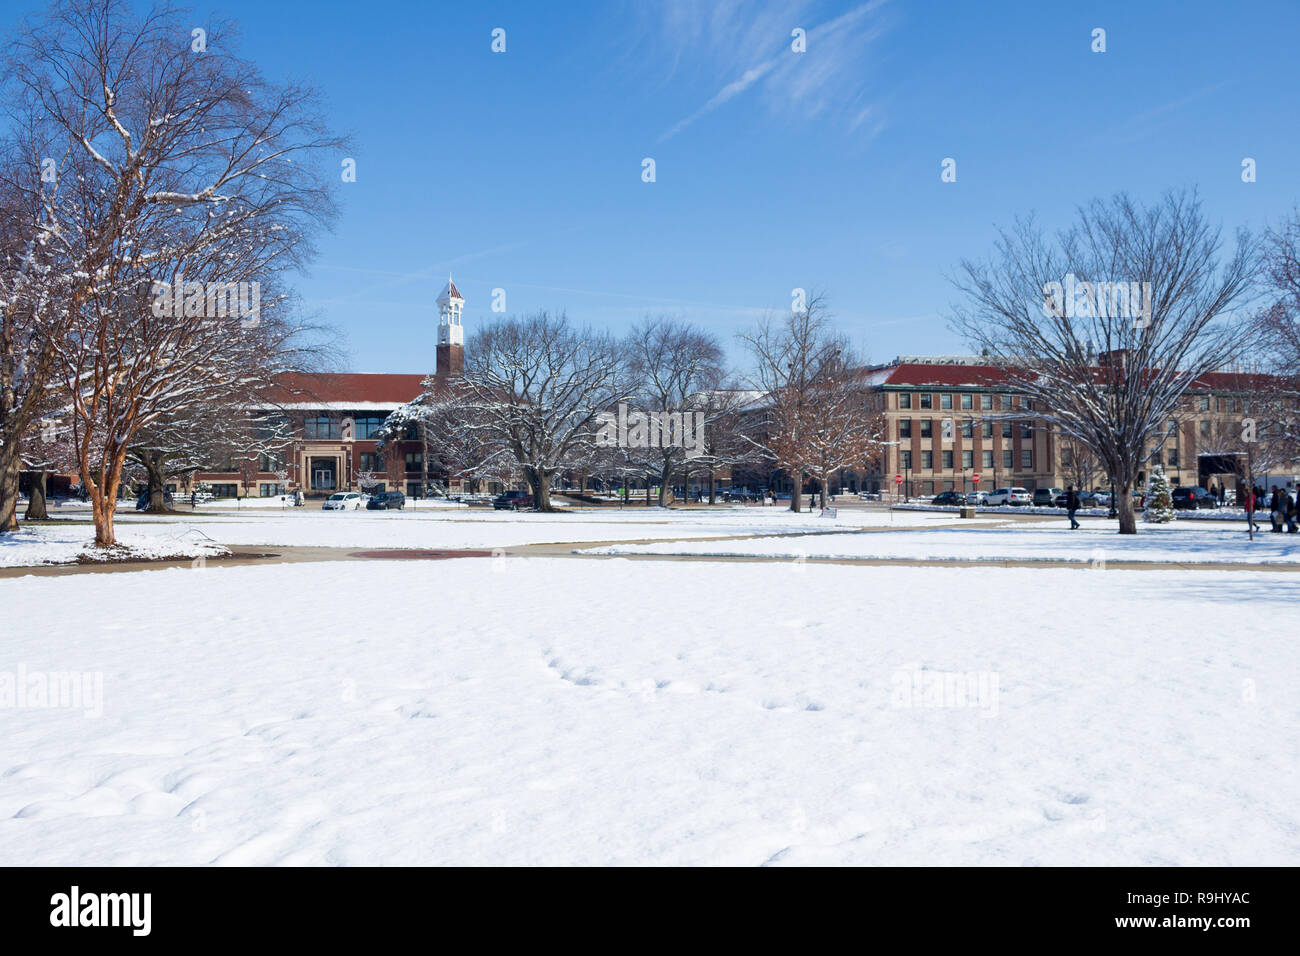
[{"left": 1143, "top": 468, "right": 1176, "bottom": 523}]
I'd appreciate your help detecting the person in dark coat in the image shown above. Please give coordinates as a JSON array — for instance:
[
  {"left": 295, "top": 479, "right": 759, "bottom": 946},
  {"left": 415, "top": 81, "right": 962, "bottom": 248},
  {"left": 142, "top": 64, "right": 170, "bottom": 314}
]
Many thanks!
[
  {"left": 1065, "top": 485, "right": 1081, "bottom": 530},
  {"left": 1269, "top": 487, "right": 1285, "bottom": 532}
]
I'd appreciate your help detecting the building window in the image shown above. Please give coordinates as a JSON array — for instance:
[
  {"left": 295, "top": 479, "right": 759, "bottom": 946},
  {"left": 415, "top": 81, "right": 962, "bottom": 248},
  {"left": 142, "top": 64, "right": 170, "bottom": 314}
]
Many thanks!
[
  {"left": 962, "top": 450, "right": 973, "bottom": 468},
  {"left": 1168, "top": 419, "right": 1178, "bottom": 436},
  {"left": 981, "top": 394, "right": 992, "bottom": 410},
  {"left": 359, "top": 452, "right": 383, "bottom": 473},
  {"left": 304, "top": 416, "right": 340, "bottom": 440},
  {"left": 922, "top": 481, "right": 934, "bottom": 495},
  {"left": 921, "top": 450, "right": 933, "bottom": 469},
  {"left": 941, "top": 393, "right": 953, "bottom": 409},
  {"left": 1002, "top": 394, "right": 1013, "bottom": 409},
  {"left": 898, "top": 393, "right": 912, "bottom": 409},
  {"left": 353, "top": 416, "right": 385, "bottom": 440},
  {"left": 405, "top": 451, "right": 423, "bottom": 472},
  {"left": 259, "top": 451, "right": 284, "bottom": 472},
  {"left": 901, "top": 450, "right": 912, "bottom": 469},
  {"left": 259, "top": 483, "right": 284, "bottom": 497},
  {"left": 982, "top": 422, "right": 993, "bottom": 438},
  {"left": 920, "top": 419, "right": 932, "bottom": 438},
  {"left": 1021, "top": 449, "right": 1033, "bottom": 470},
  {"left": 1002, "top": 422, "right": 1013, "bottom": 438},
  {"left": 898, "top": 419, "right": 912, "bottom": 439},
  {"left": 209, "top": 483, "right": 238, "bottom": 499},
  {"left": 1168, "top": 450, "right": 1179, "bottom": 468},
  {"left": 1198, "top": 395, "right": 1210, "bottom": 411},
  {"left": 942, "top": 450, "right": 953, "bottom": 470},
  {"left": 1003, "top": 450, "right": 1013, "bottom": 468},
  {"left": 919, "top": 393, "right": 932, "bottom": 409},
  {"left": 1020, "top": 422, "right": 1032, "bottom": 439},
  {"left": 961, "top": 420, "right": 973, "bottom": 438},
  {"left": 1199, "top": 420, "right": 1211, "bottom": 439},
  {"left": 960, "top": 394, "right": 973, "bottom": 409},
  {"left": 982, "top": 450, "right": 993, "bottom": 468}
]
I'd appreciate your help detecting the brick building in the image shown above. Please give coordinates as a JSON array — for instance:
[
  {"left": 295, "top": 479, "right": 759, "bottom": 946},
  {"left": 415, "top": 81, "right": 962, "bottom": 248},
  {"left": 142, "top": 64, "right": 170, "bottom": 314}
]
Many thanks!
[
  {"left": 186, "top": 278, "right": 466, "bottom": 500},
  {"left": 856, "top": 355, "right": 1285, "bottom": 498}
]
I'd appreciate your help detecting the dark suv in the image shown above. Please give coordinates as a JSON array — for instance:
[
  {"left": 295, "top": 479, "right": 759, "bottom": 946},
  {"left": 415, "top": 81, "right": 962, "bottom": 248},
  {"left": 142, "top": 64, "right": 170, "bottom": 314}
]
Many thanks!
[
  {"left": 492, "top": 490, "right": 534, "bottom": 510},
  {"left": 366, "top": 490, "right": 405, "bottom": 510},
  {"left": 1171, "top": 486, "right": 1214, "bottom": 510}
]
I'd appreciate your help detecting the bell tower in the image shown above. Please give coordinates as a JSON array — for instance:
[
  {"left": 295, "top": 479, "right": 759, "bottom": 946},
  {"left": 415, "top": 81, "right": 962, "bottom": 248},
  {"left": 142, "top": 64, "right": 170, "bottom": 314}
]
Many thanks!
[{"left": 436, "top": 275, "right": 464, "bottom": 379}]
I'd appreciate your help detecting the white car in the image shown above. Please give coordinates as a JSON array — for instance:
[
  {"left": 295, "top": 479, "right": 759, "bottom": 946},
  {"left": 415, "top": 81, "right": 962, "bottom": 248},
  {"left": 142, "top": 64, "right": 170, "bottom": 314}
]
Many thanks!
[
  {"left": 986, "top": 487, "right": 1031, "bottom": 506},
  {"left": 321, "top": 492, "right": 363, "bottom": 511}
]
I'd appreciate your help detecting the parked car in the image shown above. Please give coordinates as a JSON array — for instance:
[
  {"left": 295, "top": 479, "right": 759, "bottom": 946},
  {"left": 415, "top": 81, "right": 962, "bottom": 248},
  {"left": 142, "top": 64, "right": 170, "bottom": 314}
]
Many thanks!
[
  {"left": 931, "top": 491, "right": 966, "bottom": 506},
  {"left": 366, "top": 490, "right": 406, "bottom": 510},
  {"left": 1032, "top": 487, "right": 1064, "bottom": 507},
  {"left": 322, "top": 492, "right": 363, "bottom": 511},
  {"left": 986, "top": 487, "right": 1031, "bottom": 506},
  {"left": 1171, "top": 486, "right": 1216, "bottom": 510},
  {"left": 965, "top": 490, "right": 988, "bottom": 505},
  {"left": 492, "top": 490, "right": 534, "bottom": 511}
]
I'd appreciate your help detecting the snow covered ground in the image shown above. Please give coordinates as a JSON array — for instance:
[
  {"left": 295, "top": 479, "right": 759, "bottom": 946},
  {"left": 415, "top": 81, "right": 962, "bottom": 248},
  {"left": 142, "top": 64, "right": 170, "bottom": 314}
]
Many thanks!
[
  {"left": 0, "top": 524, "right": 230, "bottom": 568},
  {"left": 5, "top": 506, "right": 996, "bottom": 566},
  {"left": 581, "top": 522, "right": 1300, "bottom": 565},
  {"left": 1, "top": 558, "right": 1296, "bottom": 865}
]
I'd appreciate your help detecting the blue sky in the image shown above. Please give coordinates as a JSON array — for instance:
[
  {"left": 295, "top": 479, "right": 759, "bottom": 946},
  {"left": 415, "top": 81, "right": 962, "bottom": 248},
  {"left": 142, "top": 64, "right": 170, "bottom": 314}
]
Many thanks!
[{"left": 6, "top": 0, "right": 1298, "bottom": 371}]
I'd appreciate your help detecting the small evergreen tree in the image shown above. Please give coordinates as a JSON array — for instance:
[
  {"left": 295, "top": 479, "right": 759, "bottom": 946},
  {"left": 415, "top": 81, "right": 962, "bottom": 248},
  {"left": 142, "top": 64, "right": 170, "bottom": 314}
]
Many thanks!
[{"left": 1143, "top": 468, "right": 1176, "bottom": 523}]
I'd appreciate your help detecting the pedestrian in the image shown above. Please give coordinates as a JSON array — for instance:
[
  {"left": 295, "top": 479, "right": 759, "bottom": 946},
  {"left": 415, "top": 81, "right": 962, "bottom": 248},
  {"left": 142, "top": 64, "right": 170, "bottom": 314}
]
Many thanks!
[
  {"left": 1244, "top": 486, "right": 1260, "bottom": 534},
  {"left": 1217, "top": 482, "right": 1226, "bottom": 506},
  {"left": 1269, "top": 486, "right": 1284, "bottom": 533},
  {"left": 1288, "top": 490, "right": 1300, "bottom": 534},
  {"left": 1065, "top": 485, "right": 1081, "bottom": 530},
  {"left": 190, "top": 490, "right": 197, "bottom": 510}
]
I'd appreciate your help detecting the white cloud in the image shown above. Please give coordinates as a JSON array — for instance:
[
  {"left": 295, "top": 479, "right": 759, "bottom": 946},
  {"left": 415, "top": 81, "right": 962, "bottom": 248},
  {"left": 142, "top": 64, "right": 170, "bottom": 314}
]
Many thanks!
[{"left": 652, "top": 0, "right": 893, "bottom": 142}]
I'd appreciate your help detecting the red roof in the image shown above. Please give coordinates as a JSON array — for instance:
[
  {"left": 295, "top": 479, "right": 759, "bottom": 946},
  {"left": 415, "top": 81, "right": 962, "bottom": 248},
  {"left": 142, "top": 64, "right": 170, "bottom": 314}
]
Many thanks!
[
  {"left": 879, "top": 362, "right": 1278, "bottom": 392},
  {"left": 267, "top": 372, "right": 428, "bottom": 406},
  {"left": 880, "top": 364, "right": 1013, "bottom": 388}
]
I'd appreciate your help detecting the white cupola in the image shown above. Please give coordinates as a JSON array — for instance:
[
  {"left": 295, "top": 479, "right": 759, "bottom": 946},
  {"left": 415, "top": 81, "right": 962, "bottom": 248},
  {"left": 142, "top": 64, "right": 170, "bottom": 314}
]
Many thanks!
[{"left": 437, "top": 276, "right": 464, "bottom": 346}]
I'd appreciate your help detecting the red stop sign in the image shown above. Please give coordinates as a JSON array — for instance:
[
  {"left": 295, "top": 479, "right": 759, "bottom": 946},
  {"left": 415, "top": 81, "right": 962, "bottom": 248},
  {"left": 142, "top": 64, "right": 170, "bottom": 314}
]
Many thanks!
[
  {"left": 972, "top": 473, "right": 982, "bottom": 483},
  {"left": 894, "top": 475, "right": 903, "bottom": 484}
]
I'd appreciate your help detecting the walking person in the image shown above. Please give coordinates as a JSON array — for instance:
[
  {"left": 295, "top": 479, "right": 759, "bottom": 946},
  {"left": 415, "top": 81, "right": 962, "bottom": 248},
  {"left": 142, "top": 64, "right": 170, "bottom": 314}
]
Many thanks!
[
  {"left": 1065, "top": 485, "right": 1081, "bottom": 530},
  {"left": 1245, "top": 486, "right": 1261, "bottom": 534},
  {"left": 1269, "top": 486, "right": 1284, "bottom": 533}
]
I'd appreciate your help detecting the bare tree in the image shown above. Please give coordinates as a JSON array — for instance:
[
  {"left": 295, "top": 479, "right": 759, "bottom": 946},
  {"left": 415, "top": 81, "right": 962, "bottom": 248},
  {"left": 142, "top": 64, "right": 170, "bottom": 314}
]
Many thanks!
[
  {"left": 4, "top": 0, "right": 342, "bottom": 545},
  {"left": 951, "top": 190, "right": 1256, "bottom": 533},
  {"left": 450, "top": 312, "right": 631, "bottom": 512},
  {"left": 624, "top": 317, "right": 730, "bottom": 507},
  {"left": 741, "top": 291, "right": 879, "bottom": 511}
]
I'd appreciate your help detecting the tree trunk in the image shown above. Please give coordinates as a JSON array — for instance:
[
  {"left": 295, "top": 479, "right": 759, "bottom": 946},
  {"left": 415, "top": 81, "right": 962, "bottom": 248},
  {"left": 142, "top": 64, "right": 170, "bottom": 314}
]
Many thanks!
[
  {"left": 420, "top": 421, "right": 429, "bottom": 498},
  {"left": 24, "top": 470, "right": 49, "bottom": 520},
  {"left": 0, "top": 442, "right": 21, "bottom": 533},
  {"left": 143, "top": 452, "right": 170, "bottom": 512},
  {"left": 1116, "top": 482, "right": 1136, "bottom": 534},
  {"left": 708, "top": 470, "right": 716, "bottom": 505},
  {"left": 657, "top": 460, "right": 672, "bottom": 507},
  {"left": 525, "top": 466, "right": 554, "bottom": 512},
  {"left": 790, "top": 478, "right": 802, "bottom": 513}
]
